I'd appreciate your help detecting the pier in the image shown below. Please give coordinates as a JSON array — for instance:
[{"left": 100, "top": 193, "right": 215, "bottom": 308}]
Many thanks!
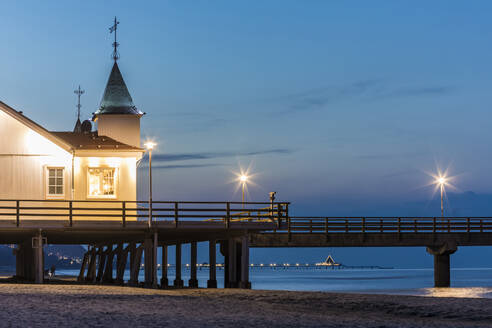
[{"left": 1, "top": 201, "right": 492, "bottom": 288}]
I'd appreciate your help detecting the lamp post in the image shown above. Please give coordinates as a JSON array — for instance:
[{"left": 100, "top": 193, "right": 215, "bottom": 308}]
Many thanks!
[
  {"left": 144, "top": 142, "right": 156, "bottom": 228},
  {"left": 436, "top": 176, "right": 446, "bottom": 217},
  {"left": 240, "top": 174, "right": 248, "bottom": 209}
]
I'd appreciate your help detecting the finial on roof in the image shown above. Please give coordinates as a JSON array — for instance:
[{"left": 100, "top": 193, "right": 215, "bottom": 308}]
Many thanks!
[
  {"left": 109, "top": 16, "right": 120, "bottom": 62},
  {"left": 73, "top": 85, "right": 85, "bottom": 133}
]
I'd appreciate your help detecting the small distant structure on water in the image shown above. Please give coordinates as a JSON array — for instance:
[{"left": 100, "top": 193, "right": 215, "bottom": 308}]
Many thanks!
[{"left": 315, "top": 255, "right": 341, "bottom": 267}]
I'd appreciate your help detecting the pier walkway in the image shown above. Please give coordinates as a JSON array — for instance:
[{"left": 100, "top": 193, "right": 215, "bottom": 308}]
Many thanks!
[{"left": 1, "top": 200, "right": 491, "bottom": 288}]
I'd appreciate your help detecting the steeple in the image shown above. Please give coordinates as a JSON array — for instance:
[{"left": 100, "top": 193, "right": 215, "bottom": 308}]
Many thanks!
[
  {"left": 92, "top": 17, "right": 143, "bottom": 148},
  {"left": 93, "top": 62, "right": 143, "bottom": 117}
]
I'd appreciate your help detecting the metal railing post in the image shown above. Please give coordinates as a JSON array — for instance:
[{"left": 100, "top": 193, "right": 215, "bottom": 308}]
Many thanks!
[
  {"left": 362, "top": 217, "right": 365, "bottom": 233},
  {"left": 174, "top": 202, "right": 179, "bottom": 228},
  {"left": 122, "top": 201, "right": 126, "bottom": 227},
  {"left": 226, "top": 202, "right": 230, "bottom": 228},
  {"left": 467, "top": 218, "right": 470, "bottom": 233},
  {"left": 69, "top": 201, "right": 73, "bottom": 227},
  {"left": 16, "top": 200, "right": 20, "bottom": 227}
]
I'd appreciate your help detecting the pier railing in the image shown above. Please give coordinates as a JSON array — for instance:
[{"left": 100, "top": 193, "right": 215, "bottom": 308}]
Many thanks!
[
  {"left": 271, "top": 217, "right": 492, "bottom": 236},
  {"left": 0, "top": 200, "right": 289, "bottom": 228}
]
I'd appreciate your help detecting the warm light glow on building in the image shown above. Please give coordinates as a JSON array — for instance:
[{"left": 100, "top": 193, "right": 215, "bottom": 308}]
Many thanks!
[{"left": 88, "top": 167, "right": 116, "bottom": 197}]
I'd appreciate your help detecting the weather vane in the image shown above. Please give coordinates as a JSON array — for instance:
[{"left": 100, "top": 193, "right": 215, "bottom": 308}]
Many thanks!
[
  {"left": 109, "top": 16, "right": 120, "bottom": 61},
  {"left": 74, "top": 85, "right": 85, "bottom": 121}
]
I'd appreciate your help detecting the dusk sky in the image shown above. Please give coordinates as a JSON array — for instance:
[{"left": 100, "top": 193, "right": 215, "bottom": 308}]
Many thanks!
[{"left": 2, "top": 1, "right": 492, "bottom": 219}]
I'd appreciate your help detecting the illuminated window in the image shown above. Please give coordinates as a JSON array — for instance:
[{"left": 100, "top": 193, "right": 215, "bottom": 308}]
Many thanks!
[
  {"left": 46, "top": 168, "right": 64, "bottom": 196},
  {"left": 88, "top": 168, "right": 116, "bottom": 197}
]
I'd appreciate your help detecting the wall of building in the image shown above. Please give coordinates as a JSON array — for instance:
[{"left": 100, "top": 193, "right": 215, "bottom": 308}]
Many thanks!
[
  {"left": 0, "top": 109, "right": 72, "bottom": 199},
  {"left": 73, "top": 154, "right": 138, "bottom": 201},
  {"left": 96, "top": 115, "right": 141, "bottom": 148}
]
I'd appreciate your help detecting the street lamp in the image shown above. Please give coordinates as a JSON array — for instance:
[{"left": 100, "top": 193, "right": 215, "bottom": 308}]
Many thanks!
[
  {"left": 436, "top": 175, "right": 447, "bottom": 217},
  {"left": 144, "top": 141, "right": 156, "bottom": 228},
  {"left": 240, "top": 174, "right": 248, "bottom": 208}
]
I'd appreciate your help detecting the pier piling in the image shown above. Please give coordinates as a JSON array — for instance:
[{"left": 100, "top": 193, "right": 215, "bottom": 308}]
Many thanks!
[
  {"left": 174, "top": 243, "right": 184, "bottom": 288},
  {"left": 427, "top": 242, "right": 457, "bottom": 287},
  {"left": 160, "top": 245, "right": 168, "bottom": 288},
  {"left": 207, "top": 239, "right": 217, "bottom": 288},
  {"left": 189, "top": 242, "right": 198, "bottom": 288}
]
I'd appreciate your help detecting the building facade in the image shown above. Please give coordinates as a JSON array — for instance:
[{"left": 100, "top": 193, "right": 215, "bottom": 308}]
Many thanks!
[{"left": 0, "top": 62, "right": 144, "bottom": 207}]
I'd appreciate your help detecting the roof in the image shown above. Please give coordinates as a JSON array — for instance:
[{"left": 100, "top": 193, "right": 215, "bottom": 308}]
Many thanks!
[
  {"left": 50, "top": 132, "right": 142, "bottom": 151},
  {"left": 0, "top": 101, "right": 72, "bottom": 152},
  {"left": 73, "top": 118, "right": 82, "bottom": 133},
  {"left": 93, "top": 62, "right": 143, "bottom": 117},
  {"left": 0, "top": 101, "right": 142, "bottom": 153}
]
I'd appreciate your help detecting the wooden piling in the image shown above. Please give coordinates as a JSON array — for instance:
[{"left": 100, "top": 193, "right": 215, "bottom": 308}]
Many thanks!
[
  {"left": 129, "top": 244, "right": 144, "bottom": 286},
  {"left": 115, "top": 244, "right": 129, "bottom": 285},
  {"left": 85, "top": 247, "right": 97, "bottom": 282},
  {"left": 102, "top": 245, "right": 115, "bottom": 283},
  {"left": 77, "top": 250, "right": 90, "bottom": 282},
  {"left": 96, "top": 246, "right": 107, "bottom": 282}
]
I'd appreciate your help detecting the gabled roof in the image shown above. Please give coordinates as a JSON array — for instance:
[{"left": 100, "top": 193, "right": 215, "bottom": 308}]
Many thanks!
[
  {"left": 0, "top": 101, "right": 72, "bottom": 152},
  {"left": 51, "top": 131, "right": 142, "bottom": 151},
  {"left": 93, "top": 62, "right": 143, "bottom": 117},
  {"left": 0, "top": 101, "right": 143, "bottom": 153}
]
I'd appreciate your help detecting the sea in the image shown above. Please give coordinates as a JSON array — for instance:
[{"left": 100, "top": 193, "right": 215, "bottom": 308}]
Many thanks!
[{"left": 55, "top": 267, "right": 492, "bottom": 298}]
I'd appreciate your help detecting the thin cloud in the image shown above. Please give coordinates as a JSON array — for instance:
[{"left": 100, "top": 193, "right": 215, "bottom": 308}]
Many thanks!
[
  {"left": 142, "top": 148, "right": 294, "bottom": 163},
  {"left": 282, "top": 79, "right": 382, "bottom": 113},
  {"left": 274, "top": 80, "right": 454, "bottom": 114},
  {"left": 356, "top": 151, "right": 428, "bottom": 160},
  {"left": 382, "top": 86, "right": 454, "bottom": 98},
  {"left": 138, "top": 163, "right": 224, "bottom": 170}
]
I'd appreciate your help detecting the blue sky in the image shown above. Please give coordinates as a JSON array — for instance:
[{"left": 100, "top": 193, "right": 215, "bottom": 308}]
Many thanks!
[{"left": 2, "top": 1, "right": 492, "bottom": 217}]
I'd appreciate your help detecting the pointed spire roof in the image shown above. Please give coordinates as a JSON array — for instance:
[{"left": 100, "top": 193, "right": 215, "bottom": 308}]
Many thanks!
[
  {"left": 73, "top": 118, "right": 82, "bottom": 133},
  {"left": 93, "top": 62, "right": 143, "bottom": 117}
]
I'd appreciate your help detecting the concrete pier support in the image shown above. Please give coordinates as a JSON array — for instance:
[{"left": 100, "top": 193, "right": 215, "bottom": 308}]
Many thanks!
[
  {"left": 227, "top": 238, "right": 238, "bottom": 288},
  {"left": 427, "top": 242, "right": 457, "bottom": 287},
  {"left": 207, "top": 239, "right": 217, "bottom": 288},
  {"left": 153, "top": 232, "right": 158, "bottom": 288},
  {"left": 240, "top": 235, "right": 251, "bottom": 289},
  {"left": 32, "top": 231, "right": 45, "bottom": 284},
  {"left": 14, "top": 240, "right": 35, "bottom": 281},
  {"left": 174, "top": 243, "right": 184, "bottom": 288},
  {"left": 144, "top": 237, "right": 154, "bottom": 287},
  {"left": 189, "top": 242, "right": 198, "bottom": 288},
  {"left": 161, "top": 245, "right": 168, "bottom": 288}
]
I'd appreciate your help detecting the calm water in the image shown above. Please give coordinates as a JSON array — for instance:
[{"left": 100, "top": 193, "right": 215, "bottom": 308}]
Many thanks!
[{"left": 57, "top": 267, "right": 492, "bottom": 298}]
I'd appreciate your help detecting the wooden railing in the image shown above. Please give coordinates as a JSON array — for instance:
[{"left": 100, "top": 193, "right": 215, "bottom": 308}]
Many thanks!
[
  {"left": 270, "top": 217, "right": 492, "bottom": 237},
  {"left": 0, "top": 200, "right": 290, "bottom": 228}
]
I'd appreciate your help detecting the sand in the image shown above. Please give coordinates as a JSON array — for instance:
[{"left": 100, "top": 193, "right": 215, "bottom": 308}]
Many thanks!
[{"left": 0, "top": 284, "right": 490, "bottom": 327}]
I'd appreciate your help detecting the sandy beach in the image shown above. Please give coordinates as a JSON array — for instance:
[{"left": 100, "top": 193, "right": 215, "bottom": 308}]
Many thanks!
[{"left": 0, "top": 284, "right": 489, "bottom": 327}]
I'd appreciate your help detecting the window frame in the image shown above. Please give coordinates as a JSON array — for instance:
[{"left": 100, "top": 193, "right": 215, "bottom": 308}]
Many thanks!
[
  {"left": 45, "top": 166, "right": 65, "bottom": 199},
  {"left": 86, "top": 166, "right": 118, "bottom": 199}
]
